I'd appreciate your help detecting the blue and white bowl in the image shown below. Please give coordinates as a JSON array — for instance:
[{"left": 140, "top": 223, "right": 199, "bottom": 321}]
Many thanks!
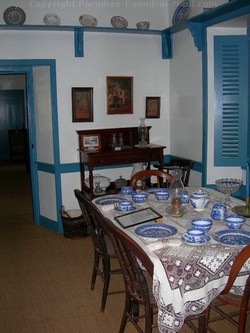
[
  {"left": 118, "top": 200, "right": 133, "bottom": 212},
  {"left": 224, "top": 214, "right": 245, "bottom": 229},
  {"left": 191, "top": 218, "right": 213, "bottom": 232},
  {"left": 121, "top": 186, "right": 133, "bottom": 195},
  {"left": 183, "top": 228, "right": 205, "bottom": 243},
  {"left": 132, "top": 192, "right": 148, "bottom": 204},
  {"left": 154, "top": 190, "right": 170, "bottom": 201}
]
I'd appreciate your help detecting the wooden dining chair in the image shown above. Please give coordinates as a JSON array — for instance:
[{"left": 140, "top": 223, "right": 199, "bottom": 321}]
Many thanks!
[
  {"left": 103, "top": 216, "right": 158, "bottom": 333},
  {"left": 205, "top": 244, "right": 250, "bottom": 333},
  {"left": 74, "top": 189, "right": 123, "bottom": 312},
  {"left": 129, "top": 169, "right": 173, "bottom": 190}
]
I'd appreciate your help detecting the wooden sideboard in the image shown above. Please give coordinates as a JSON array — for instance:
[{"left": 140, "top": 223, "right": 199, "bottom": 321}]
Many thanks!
[{"left": 77, "top": 127, "right": 166, "bottom": 198}]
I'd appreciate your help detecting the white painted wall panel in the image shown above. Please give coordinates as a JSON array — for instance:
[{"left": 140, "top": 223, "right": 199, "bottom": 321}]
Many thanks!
[{"left": 38, "top": 171, "right": 57, "bottom": 220}]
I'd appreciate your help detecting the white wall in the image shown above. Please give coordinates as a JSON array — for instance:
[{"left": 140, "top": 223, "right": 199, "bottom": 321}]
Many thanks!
[{"left": 169, "top": 28, "right": 203, "bottom": 186}]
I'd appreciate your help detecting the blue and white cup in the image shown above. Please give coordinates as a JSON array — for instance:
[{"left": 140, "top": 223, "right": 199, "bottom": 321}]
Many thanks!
[
  {"left": 118, "top": 200, "right": 133, "bottom": 212},
  {"left": 186, "top": 228, "right": 205, "bottom": 243},
  {"left": 121, "top": 186, "right": 133, "bottom": 195}
]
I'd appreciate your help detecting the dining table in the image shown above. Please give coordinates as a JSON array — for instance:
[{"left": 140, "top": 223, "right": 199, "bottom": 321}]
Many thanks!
[{"left": 92, "top": 187, "right": 250, "bottom": 333}]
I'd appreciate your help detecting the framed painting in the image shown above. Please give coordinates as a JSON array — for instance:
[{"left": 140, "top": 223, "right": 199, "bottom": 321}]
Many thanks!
[
  {"left": 106, "top": 76, "right": 133, "bottom": 115},
  {"left": 145, "top": 96, "right": 161, "bottom": 118},
  {"left": 81, "top": 134, "right": 101, "bottom": 150},
  {"left": 72, "top": 87, "right": 93, "bottom": 122}
]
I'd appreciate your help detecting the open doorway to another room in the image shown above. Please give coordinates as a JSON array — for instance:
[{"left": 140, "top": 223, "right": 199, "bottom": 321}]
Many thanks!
[{"left": 0, "top": 74, "right": 33, "bottom": 223}]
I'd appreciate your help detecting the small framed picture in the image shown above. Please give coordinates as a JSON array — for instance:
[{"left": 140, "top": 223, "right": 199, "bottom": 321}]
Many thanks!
[
  {"left": 106, "top": 76, "right": 133, "bottom": 115},
  {"left": 82, "top": 134, "right": 101, "bottom": 150},
  {"left": 145, "top": 97, "right": 161, "bottom": 118},
  {"left": 72, "top": 87, "right": 93, "bottom": 122}
]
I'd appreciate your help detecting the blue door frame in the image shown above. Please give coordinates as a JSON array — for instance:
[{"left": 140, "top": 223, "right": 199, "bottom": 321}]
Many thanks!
[{"left": 0, "top": 60, "right": 62, "bottom": 232}]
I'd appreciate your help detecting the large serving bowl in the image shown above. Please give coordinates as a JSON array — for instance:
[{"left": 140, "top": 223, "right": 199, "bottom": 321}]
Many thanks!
[
  {"left": 132, "top": 191, "right": 148, "bottom": 204},
  {"left": 191, "top": 218, "right": 213, "bottom": 232},
  {"left": 224, "top": 214, "right": 245, "bottom": 229},
  {"left": 154, "top": 190, "right": 170, "bottom": 201}
]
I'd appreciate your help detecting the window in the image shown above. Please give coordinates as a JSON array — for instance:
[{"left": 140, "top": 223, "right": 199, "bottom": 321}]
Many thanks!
[{"left": 214, "top": 35, "right": 248, "bottom": 166}]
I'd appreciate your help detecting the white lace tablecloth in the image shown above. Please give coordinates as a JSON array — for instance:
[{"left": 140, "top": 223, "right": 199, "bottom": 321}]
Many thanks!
[{"left": 93, "top": 187, "right": 250, "bottom": 333}]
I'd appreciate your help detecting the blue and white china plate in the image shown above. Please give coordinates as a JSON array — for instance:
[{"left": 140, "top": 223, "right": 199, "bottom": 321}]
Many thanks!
[
  {"left": 135, "top": 224, "right": 177, "bottom": 238},
  {"left": 115, "top": 206, "right": 137, "bottom": 212},
  {"left": 172, "top": 0, "right": 191, "bottom": 25},
  {"left": 145, "top": 188, "right": 168, "bottom": 194},
  {"left": 95, "top": 196, "right": 128, "bottom": 205},
  {"left": 213, "top": 230, "right": 250, "bottom": 246},
  {"left": 182, "top": 234, "right": 210, "bottom": 246}
]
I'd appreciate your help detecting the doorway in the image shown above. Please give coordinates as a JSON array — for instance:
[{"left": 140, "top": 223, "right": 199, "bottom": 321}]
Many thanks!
[{"left": 0, "top": 60, "right": 62, "bottom": 232}]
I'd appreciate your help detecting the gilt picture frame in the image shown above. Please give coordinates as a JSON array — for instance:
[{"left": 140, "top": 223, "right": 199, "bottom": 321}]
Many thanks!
[
  {"left": 106, "top": 76, "right": 133, "bottom": 115},
  {"left": 145, "top": 96, "right": 161, "bottom": 119},
  {"left": 72, "top": 87, "right": 93, "bottom": 122}
]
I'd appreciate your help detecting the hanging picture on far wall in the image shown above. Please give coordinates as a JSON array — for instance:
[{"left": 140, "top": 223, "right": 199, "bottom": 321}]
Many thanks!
[
  {"left": 72, "top": 87, "right": 93, "bottom": 122},
  {"left": 145, "top": 96, "right": 161, "bottom": 119},
  {"left": 106, "top": 76, "right": 133, "bottom": 115}
]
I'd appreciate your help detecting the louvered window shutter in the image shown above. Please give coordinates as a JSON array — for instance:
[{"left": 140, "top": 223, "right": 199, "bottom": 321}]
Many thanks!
[{"left": 214, "top": 35, "right": 248, "bottom": 166}]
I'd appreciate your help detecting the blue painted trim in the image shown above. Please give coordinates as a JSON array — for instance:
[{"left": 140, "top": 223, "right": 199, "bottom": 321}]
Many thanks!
[
  {"left": 0, "top": 24, "right": 161, "bottom": 35},
  {"left": 188, "top": 2, "right": 250, "bottom": 51},
  {"left": 161, "top": 30, "right": 173, "bottom": 59},
  {"left": 40, "top": 216, "right": 62, "bottom": 233},
  {"left": 201, "top": 34, "right": 208, "bottom": 187},
  {"left": 74, "top": 28, "right": 84, "bottom": 57}
]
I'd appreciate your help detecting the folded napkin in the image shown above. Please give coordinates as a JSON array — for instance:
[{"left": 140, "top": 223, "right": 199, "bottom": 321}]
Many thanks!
[
  {"left": 101, "top": 204, "right": 115, "bottom": 212},
  {"left": 147, "top": 239, "right": 182, "bottom": 251}
]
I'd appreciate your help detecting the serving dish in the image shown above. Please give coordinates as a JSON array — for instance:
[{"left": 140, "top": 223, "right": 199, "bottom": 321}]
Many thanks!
[
  {"left": 43, "top": 13, "right": 61, "bottom": 25},
  {"left": 3, "top": 6, "right": 26, "bottom": 25},
  {"left": 172, "top": 0, "right": 191, "bottom": 25},
  {"left": 135, "top": 224, "right": 177, "bottom": 238},
  {"left": 111, "top": 16, "right": 128, "bottom": 29},
  {"left": 212, "top": 229, "right": 250, "bottom": 246},
  {"left": 79, "top": 14, "right": 98, "bottom": 26}
]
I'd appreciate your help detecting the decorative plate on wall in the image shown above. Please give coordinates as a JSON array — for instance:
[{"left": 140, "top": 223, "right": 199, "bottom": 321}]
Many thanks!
[
  {"left": 79, "top": 14, "right": 98, "bottom": 26},
  {"left": 3, "top": 6, "right": 26, "bottom": 25},
  {"left": 110, "top": 16, "right": 128, "bottom": 29},
  {"left": 43, "top": 13, "right": 61, "bottom": 25},
  {"left": 172, "top": 0, "right": 191, "bottom": 25}
]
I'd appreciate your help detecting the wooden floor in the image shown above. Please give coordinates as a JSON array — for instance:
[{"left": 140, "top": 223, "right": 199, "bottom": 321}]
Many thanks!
[{"left": 0, "top": 160, "right": 246, "bottom": 333}]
